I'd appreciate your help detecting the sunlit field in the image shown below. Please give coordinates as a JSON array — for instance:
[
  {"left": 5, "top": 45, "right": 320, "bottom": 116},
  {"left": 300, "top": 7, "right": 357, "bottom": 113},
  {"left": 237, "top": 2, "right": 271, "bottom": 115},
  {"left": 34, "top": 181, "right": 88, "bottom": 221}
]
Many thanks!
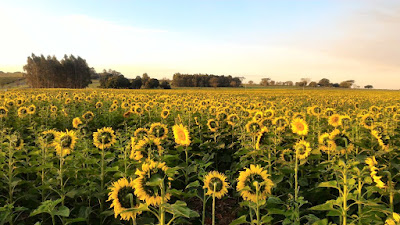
[{"left": 1, "top": 88, "right": 400, "bottom": 225}]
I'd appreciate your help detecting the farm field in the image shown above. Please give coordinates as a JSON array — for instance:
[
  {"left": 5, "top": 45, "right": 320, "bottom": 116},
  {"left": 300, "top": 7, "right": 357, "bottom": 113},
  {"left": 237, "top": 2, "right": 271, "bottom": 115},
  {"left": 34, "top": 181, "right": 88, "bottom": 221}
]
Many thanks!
[{"left": 1, "top": 88, "right": 400, "bottom": 225}]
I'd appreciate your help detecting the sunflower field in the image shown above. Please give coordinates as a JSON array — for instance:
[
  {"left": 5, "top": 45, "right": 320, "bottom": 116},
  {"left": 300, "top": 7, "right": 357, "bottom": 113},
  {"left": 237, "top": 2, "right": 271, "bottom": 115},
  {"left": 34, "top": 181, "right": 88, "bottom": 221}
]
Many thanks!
[{"left": 1, "top": 88, "right": 400, "bottom": 225}]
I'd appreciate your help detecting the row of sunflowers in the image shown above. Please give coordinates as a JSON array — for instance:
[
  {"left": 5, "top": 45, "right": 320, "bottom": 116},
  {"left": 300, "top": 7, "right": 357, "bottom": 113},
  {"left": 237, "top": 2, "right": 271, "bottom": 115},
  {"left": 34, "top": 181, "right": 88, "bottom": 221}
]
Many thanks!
[{"left": 1, "top": 88, "right": 400, "bottom": 225}]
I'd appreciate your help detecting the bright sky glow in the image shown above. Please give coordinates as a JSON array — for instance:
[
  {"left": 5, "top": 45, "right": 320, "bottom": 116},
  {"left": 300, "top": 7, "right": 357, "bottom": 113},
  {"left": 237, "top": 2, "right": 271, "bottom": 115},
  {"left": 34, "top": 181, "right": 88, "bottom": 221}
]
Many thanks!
[{"left": 0, "top": 0, "right": 399, "bottom": 89}]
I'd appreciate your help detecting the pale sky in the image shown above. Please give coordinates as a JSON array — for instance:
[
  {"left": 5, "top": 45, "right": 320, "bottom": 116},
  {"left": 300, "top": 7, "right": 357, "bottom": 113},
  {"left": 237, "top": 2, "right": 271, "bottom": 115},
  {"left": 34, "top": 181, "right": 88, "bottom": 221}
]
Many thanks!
[{"left": 0, "top": 0, "right": 399, "bottom": 89}]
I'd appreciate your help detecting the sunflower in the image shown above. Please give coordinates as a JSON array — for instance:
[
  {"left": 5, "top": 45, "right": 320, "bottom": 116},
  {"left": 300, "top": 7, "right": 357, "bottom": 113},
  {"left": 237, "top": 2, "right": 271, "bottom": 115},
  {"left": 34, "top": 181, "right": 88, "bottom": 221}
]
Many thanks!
[
  {"left": 291, "top": 118, "right": 308, "bottom": 136},
  {"left": 72, "top": 117, "right": 83, "bottom": 129},
  {"left": 134, "top": 128, "right": 149, "bottom": 140},
  {"left": 203, "top": 171, "right": 229, "bottom": 199},
  {"left": 0, "top": 106, "right": 8, "bottom": 118},
  {"left": 130, "top": 137, "right": 163, "bottom": 161},
  {"left": 339, "top": 115, "right": 351, "bottom": 128},
  {"left": 328, "top": 114, "right": 341, "bottom": 127},
  {"left": 237, "top": 165, "right": 274, "bottom": 203},
  {"left": 264, "top": 109, "right": 275, "bottom": 119},
  {"left": 149, "top": 123, "right": 168, "bottom": 140},
  {"left": 95, "top": 102, "right": 103, "bottom": 108},
  {"left": 311, "top": 106, "right": 322, "bottom": 116},
  {"left": 134, "top": 106, "right": 143, "bottom": 115},
  {"left": 17, "top": 106, "right": 28, "bottom": 118},
  {"left": 245, "top": 121, "right": 261, "bottom": 135},
  {"left": 55, "top": 130, "right": 77, "bottom": 157},
  {"left": 207, "top": 119, "right": 219, "bottom": 132},
  {"left": 109, "top": 104, "right": 118, "bottom": 112},
  {"left": 27, "top": 104, "right": 36, "bottom": 115},
  {"left": 253, "top": 111, "right": 263, "bottom": 121},
  {"left": 93, "top": 127, "right": 117, "bottom": 150},
  {"left": 361, "top": 114, "right": 374, "bottom": 129},
  {"left": 255, "top": 127, "right": 270, "bottom": 150},
  {"left": 172, "top": 124, "right": 190, "bottom": 146},
  {"left": 385, "top": 213, "right": 400, "bottom": 225},
  {"left": 273, "top": 117, "right": 288, "bottom": 131},
  {"left": 365, "top": 156, "right": 386, "bottom": 189},
  {"left": 294, "top": 140, "right": 311, "bottom": 160},
  {"left": 280, "top": 149, "right": 294, "bottom": 162},
  {"left": 82, "top": 111, "right": 95, "bottom": 122},
  {"left": 161, "top": 109, "right": 170, "bottom": 119},
  {"left": 133, "top": 160, "right": 171, "bottom": 206},
  {"left": 50, "top": 105, "right": 58, "bottom": 113},
  {"left": 42, "top": 129, "right": 59, "bottom": 147},
  {"left": 318, "top": 133, "right": 332, "bottom": 152},
  {"left": 227, "top": 114, "right": 239, "bottom": 126},
  {"left": 108, "top": 177, "right": 141, "bottom": 221}
]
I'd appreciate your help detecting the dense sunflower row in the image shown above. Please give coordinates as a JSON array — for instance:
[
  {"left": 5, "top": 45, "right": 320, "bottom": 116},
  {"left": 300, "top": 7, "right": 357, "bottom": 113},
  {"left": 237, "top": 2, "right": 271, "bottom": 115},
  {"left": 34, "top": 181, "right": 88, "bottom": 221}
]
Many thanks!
[{"left": 1, "top": 88, "right": 400, "bottom": 225}]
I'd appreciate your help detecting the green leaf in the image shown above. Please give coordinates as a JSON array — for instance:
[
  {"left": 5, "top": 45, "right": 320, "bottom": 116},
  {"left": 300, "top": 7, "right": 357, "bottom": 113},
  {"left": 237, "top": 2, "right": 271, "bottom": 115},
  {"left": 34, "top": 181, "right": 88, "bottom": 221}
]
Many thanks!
[
  {"left": 261, "top": 215, "right": 272, "bottom": 224},
  {"left": 186, "top": 180, "right": 201, "bottom": 189},
  {"left": 54, "top": 206, "right": 70, "bottom": 217},
  {"left": 309, "top": 201, "right": 334, "bottom": 211},
  {"left": 164, "top": 201, "right": 199, "bottom": 218},
  {"left": 230, "top": 215, "right": 249, "bottom": 225},
  {"left": 318, "top": 181, "right": 339, "bottom": 190},
  {"left": 312, "top": 219, "right": 328, "bottom": 225}
]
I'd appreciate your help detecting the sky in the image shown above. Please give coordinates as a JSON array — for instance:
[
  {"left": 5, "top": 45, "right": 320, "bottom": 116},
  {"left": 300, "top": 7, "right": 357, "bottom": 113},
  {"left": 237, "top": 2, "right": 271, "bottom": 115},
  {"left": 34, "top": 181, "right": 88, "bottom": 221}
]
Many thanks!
[{"left": 0, "top": 0, "right": 399, "bottom": 89}]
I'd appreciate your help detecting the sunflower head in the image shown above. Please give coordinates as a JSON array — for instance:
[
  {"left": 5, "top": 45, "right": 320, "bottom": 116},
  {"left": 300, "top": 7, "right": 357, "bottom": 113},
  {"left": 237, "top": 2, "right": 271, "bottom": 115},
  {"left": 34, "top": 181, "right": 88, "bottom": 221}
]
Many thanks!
[
  {"left": 361, "top": 114, "right": 374, "bottom": 129},
  {"left": 27, "top": 104, "right": 36, "bottom": 115},
  {"left": 328, "top": 114, "right": 341, "bottom": 127},
  {"left": 41, "top": 129, "right": 59, "bottom": 147},
  {"left": 149, "top": 123, "right": 168, "bottom": 140},
  {"left": 133, "top": 161, "right": 171, "bottom": 206},
  {"left": 237, "top": 165, "right": 274, "bottom": 203},
  {"left": 82, "top": 111, "right": 95, "bottom": 122},
  {"left": 0, "top": 106, "right": 8, "bottom": 118},
  {"left": 130, "top": 137, "right": 163, "bottom": 161},
  {"left": 134, "top": 128, "right": 149, "bottom": 140},
  {"left": 256, "top": 127, "right": 271, "bottom": 150},
  {"left": 207, "top": 119, "right": 219, "bottom": 132},
  {"left": 291, "top": 118, "right": 308, "bottom": 136},
  {"left": 245, "top": 121, "right": 261, "bottom": 135},
  {"left": 72, "top": 117, "right": 83, "bottom": 129},
  {"left": 108, "top": 178, "right": 141, "bottom": 221},
  {"left": 93, "top": 127, "right": 117, "bottom": 150},
  {"left": 172, "top": 124, "right": 191, "bottom": 146},
  {"left": 161, "top": 109, "right": 170, "bottom": 119},
  {"left": 227, "top": 114, "right": 240, "bottom": 126},
  {"left": 55, "top": 130, "right": 77, "bottom": 157},
  {"left": 294, "top": 140, "right": 312, "bottom": 160},
  {"left": 17, "top": 107, "right": 28, "bottom": 118},
  {"left": 203, "top": 171, "right": 229, "bottom": 199}
]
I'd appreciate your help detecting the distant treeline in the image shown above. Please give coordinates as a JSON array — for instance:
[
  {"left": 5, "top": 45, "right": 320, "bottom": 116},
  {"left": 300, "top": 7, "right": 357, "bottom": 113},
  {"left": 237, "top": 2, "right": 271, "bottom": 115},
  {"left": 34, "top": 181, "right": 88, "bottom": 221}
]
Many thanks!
[
  {"left": 23, "top": 54, "right": 92, "bottom": 88},
  {"left": 96, "top": 70, "right": 171, "bottom": 89},
  {"left": 172, "top": 73, "right": 242, "bottom": 87}
]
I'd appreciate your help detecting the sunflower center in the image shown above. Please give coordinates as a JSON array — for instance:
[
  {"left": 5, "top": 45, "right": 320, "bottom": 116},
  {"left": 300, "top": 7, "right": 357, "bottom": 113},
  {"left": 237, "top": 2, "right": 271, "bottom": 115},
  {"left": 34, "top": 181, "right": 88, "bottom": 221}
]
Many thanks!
[
  {"left": 245, "top": 174, "right": 266, "bottom": 193},
  {"left": 44, "top": 133, "right": 55, "bottom": 143},
  {"left": 296, "top": 122, "right": 304, "bottom": 131},
  {"left": 332, "top": 117, "right": 339, "bottom": 123},
  {"left": 61, "top": 135, "right": 72, "bottom": 148},
  {"left": 100, "top": 132, "right": 113, "bottom": 144},
  {"left": 117, "top": 186, "right": 135, "bottom": 209},
  {"left": 153, "top": 127, "right": 165, "bottom": 138},
  {"left": 177, "top": 130, "right": 186, "bottom": 141},
  {"left": 0, "top": 108, "right": 6, "bottom": 114},
  {"left": 208, "top": 177, "right": 223, "bottom": 192}
]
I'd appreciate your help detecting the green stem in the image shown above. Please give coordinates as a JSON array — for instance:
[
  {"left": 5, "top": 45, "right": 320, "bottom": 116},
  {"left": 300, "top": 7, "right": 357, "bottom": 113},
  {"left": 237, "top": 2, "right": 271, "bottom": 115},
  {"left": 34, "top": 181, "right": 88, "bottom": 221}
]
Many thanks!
[
  {"left": 212, "top": 183, "right": 216, "bottom": 225},
  {"left": 255, "top": 182, "right": 260, "bottom": 225},
  {"left": 160, "top": 181, "right": 165, "bottom": 225},
  {"left": 202, "top": 189, "right": 207, "bottom": 225}
]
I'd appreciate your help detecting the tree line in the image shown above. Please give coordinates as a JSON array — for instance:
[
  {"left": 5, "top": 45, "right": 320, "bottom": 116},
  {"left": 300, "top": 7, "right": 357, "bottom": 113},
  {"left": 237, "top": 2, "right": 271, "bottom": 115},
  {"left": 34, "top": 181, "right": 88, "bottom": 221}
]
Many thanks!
[
  {"left": 172, "top": 73, "right": 242, "bottom": 87},
  {"left": 97, "top": 71, "right": 171, "bottom": 89},
  {"left": 23, "top": 54, "right": 92, "bottom": 88},
  {"left": 253, "top": 77, "right": 373, "bottom": 89}
]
